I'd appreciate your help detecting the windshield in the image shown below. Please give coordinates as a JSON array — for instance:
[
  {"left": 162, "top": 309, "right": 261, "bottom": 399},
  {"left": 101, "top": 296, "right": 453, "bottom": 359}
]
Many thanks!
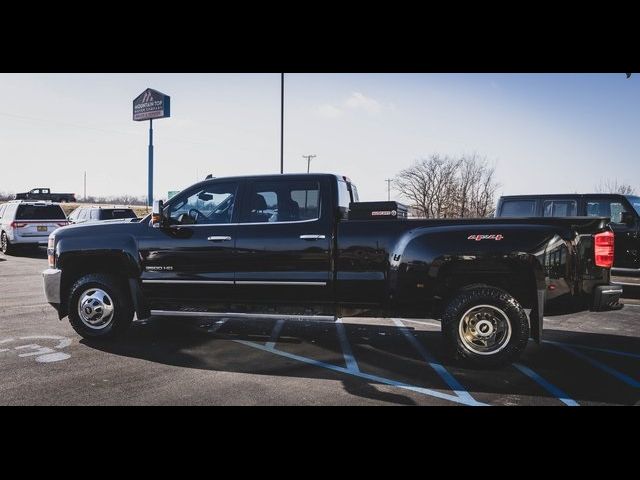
[{"left": 627, "top": 196, "right": 640, "bottom": 216}]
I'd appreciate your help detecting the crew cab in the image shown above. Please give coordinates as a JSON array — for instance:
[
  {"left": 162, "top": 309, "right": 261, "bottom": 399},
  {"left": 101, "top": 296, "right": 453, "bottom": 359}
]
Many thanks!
[
  {"left": 15, "top": 188, "right": 76, "bottom": 203},
  {"left": 1, "top": 201, "right": 69, "bottom": 254},
  {"left": 496, "top": 193, "right": 640, "bottom": 286},
  {"left": 42, "top": 174, "right": 622, "bottom": 368}
]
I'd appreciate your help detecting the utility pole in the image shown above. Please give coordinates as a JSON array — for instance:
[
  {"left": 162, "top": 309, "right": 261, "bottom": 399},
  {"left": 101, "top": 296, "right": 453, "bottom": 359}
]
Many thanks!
[
  {"left": 83, "top": 171, "right": 87, "bottom": 201},
  {"left": 385, "top": 179, "right": 393, "bottom": 201},
  {"left": 280, "top": 73, "right": 284, "bottom": 174},
  {"left": 303, "top": 154, "right": 316, "bottom": 173}
]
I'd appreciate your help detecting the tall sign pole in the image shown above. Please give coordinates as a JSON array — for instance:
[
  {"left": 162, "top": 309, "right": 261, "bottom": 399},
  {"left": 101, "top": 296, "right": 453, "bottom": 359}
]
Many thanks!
[
  {"left": 385, "top": 179, "right": 393, "bottom": 201},
  {"left": 148, "top": 119, "right": 153, "bottom": 206},
  {"left": 280, "top": 73, "right": 284, "bottom": 174},
  {"left": 133, "top": 88, "right": 170, "bottom": 206}
]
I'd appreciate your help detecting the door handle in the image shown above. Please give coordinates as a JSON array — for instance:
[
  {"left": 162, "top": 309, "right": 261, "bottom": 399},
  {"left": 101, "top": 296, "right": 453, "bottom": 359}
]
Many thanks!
[
  {"left": 299, "top": 234, "right": 326, "bottom": 240},
  {"left": 207, "top": 236, "right": 233, "bottom": 242}
]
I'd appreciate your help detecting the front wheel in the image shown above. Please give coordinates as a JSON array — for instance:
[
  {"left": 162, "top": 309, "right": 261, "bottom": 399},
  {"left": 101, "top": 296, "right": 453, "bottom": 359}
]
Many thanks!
[
  {"left": 67, "top": 273, "right": 134, "bottom": 340},
  {"left": 442, "top": 285, "right": 529, "bottom": 368}
]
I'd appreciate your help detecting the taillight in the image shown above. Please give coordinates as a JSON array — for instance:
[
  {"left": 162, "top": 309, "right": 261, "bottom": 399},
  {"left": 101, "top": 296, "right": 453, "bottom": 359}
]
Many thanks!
[
  {"left": 47, "top": 235, "right": 56, "bottom": 268},
  {"left": 10, "top": 221, "right": 27, "bottom": 228},
  {"left": 594, "top": 230, "right": 614, "bottom": 268}
]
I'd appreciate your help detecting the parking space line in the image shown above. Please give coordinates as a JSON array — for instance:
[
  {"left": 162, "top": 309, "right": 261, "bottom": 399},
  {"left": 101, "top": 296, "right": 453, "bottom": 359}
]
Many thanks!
[
  {"left": 266, "top": 319, "right": 286, "bottom": 349},
  {"left": 235, "top": 340, "right": 487, "bottom": 406},
  {"left": 543, "top": 340, "right": 640, "bottom": 360},
  {"left": 550, "top": 343, "right": 640, "bottom": 389},
  {"left": 513, "top": 363, "right": 579, "bottom": 406},
  {"left": 335, "top": 318, "right": 359, "bottom": 372},
  {"left": 392, "top": 319, "right": 478, "bottom": 405}
]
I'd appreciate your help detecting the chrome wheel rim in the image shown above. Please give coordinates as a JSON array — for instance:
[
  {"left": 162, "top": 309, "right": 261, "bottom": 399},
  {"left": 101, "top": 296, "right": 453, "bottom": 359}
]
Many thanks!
[
  {"left": 77, "top": 288, "right": 114, "bottom": 330},
  {"left": 459, "top": 304, "right": 512, "bottom": 355}
]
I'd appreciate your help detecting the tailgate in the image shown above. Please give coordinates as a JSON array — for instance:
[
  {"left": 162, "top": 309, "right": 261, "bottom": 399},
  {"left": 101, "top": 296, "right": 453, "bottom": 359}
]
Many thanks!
[{"left": 15, "top": 220, "right": 69, "bottom": 237}]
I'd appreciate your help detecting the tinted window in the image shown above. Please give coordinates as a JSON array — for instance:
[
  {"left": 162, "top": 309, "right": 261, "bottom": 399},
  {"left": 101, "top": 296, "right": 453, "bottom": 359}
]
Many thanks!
[
  {"left": 337, "top": 180, "right": 352, "bottom": 209},
  {"left": 168, "top": 182, "right": 238, "bottom": 225},
  {"left": 586, "top": 199, "right": 628, "bottom": 224},
  {"left": 627, "top": 196, "right": 640, "bottom": 216},
  {"left": 500, "top": 200, "right": 536, "bottom": 217},
  {"left": 68, "top": 207, "right": 80, "bottom": 221},
  {"left": 543, "top": 200, "right": 577, "bottom": 217},
  {"left": 239, "top": 180, "right": 321, "bottom": 223},
  {"left": 16, "top": 205, "right": 66, "bottom": 220},
  {"left": 99, "top": 209, "right": 136, "bottom": 220}
]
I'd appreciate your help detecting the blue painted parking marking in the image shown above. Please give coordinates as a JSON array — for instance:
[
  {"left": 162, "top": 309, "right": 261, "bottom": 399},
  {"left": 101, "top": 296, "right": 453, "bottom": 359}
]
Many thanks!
[
  {"left": 392, "top": 319, "right": 479, "bottom": 405},
  {"left": 235, "top": 339, "right": 487, "bottom": 406},
  {"left": 543, "top": 340, "right": 640, "bottom": 360},
  {"left": 335, "top": 318, "right": 359, "bottom": 372},
  {"left": 513, "top": 363, "right": 579, "bottom": 406},
  {"left": 550, "top": 342, "right": 640, "bottom": 389},
  {"left": 266, "top": 319, "right": 285, "bottom": 349}
]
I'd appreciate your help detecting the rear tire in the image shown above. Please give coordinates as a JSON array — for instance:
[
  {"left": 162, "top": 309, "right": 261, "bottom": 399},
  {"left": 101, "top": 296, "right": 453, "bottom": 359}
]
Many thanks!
[
  {"left": 67, "top": 273, "right": 133, "bottom": 340},
  {"left": 442, "top": 285, "right": 529, "bottom": 368},
  {"left": 1, "top": 232, "right": 15, "bottom": 255}
]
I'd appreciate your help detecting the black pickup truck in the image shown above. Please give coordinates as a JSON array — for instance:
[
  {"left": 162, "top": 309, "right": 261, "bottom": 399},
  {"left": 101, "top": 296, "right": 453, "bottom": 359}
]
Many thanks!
[
  {"left": 42, "top": 174, "right": 622, "bottom": 367},
  {"left": 496, "top": 193, "right": 640, "bottom": 286},
  {"left": 16, "top": 188, "right": 76, "bottom": 203}
]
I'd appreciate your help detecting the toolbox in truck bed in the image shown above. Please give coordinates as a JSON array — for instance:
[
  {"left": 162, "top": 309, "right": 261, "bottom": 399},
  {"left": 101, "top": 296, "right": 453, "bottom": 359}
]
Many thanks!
[{"left": 348, "top": 201, "right": 408, "bottom": 220}]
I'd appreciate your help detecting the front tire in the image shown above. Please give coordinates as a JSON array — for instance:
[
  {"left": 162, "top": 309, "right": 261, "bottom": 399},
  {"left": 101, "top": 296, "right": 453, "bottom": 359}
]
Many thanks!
[
  {"left": 67, "top": 273, "right": 133, "bottom": 340},
  {"left": 442, "top": 285, "right": 529, "bottom": 368}
]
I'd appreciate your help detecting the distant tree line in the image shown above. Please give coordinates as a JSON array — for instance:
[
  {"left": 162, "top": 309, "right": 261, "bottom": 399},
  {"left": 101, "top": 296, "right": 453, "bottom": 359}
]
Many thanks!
[
  {"left": 0, "top": 192, "right": 148, "bottom": 205},
  {"left": 595, "top": 178, "right": 636, "bottom": 195},
  {"left": 394, "top": 154, "right": 499, "bottom": 218}
]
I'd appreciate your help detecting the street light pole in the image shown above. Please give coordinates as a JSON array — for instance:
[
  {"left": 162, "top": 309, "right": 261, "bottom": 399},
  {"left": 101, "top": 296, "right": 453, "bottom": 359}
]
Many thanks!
[
  {"left": 385, "top": 179, "right": 393, "bottom": 201},
  {"left": 280, "top": 73, "right": 284, "bottom": 174}
]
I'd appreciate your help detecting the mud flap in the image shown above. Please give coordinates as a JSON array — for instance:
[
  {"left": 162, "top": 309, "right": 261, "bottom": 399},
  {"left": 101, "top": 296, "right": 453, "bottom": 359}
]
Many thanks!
[
  {"left": 128, "top": 278, "right": 150, "bottom": 320},
  {"left": 530, "top": 289, "right": 545, "bottom": 343}
]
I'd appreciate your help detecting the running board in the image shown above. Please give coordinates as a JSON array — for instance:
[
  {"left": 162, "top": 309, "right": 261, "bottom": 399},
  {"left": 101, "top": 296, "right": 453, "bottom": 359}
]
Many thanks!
[{"left": 150, "top": 310, "right": 337, "bottom": 322}]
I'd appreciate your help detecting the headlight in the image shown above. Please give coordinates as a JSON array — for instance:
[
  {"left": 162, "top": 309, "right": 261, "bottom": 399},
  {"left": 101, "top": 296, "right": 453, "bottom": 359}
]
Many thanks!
[{"left": 47, "top": 234, "right": 56, "bottom": 268}]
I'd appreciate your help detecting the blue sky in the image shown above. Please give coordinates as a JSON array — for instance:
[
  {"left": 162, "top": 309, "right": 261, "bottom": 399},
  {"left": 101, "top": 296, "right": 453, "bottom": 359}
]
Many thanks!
[{"left": 0, "top": 73, "right": 637, "bottom": 201}]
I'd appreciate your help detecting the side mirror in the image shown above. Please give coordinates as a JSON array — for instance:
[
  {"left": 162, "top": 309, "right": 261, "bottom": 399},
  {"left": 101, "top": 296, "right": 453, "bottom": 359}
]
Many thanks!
[
  {"left": 151, "top": 200, "right": 165, "bottom": 228},
  {"left": 620, "top": 211, "right": 635, "bottom": 226}
]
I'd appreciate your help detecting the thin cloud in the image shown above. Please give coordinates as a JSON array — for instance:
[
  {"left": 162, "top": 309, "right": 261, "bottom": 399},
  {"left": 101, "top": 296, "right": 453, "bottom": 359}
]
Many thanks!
[
  {"left": 345, "top": 92, "right": 381, "bottom": 114},
  {"left": 315, "top": 104, "right": 344, "bottom": 118},
  {"left": 314, "top": 91, "right": 384, "bottom": 118}
]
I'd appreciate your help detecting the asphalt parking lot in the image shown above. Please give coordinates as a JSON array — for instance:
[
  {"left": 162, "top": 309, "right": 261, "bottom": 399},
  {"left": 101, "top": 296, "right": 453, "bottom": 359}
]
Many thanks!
[{"left": 1, "top": 249, "right": 639, "bottom": 406}]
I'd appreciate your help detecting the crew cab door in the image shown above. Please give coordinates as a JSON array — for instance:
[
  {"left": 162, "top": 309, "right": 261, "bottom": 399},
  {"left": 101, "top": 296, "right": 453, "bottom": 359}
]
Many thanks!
[
  {"left": 585, "top": 196, "right": 639, "bottom": 269},
  {"left": 138, "top": 180, "right": 239, "bottom": 308},
  {"left": 233, "top": 176, "right": 333, "bottom": 305}
]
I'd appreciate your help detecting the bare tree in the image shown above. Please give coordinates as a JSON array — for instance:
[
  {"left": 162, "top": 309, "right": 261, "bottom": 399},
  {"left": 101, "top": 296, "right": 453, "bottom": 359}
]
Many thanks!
[
  {"left": 394, "top": 154, "right": 500, "bottom": 218},
  {"left": 595, "top": 178, "right": 636, "bottom": 195}
]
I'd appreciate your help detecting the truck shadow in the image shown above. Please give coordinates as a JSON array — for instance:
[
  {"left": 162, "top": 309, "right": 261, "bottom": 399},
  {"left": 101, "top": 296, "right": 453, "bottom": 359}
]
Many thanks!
[
  {"left": 9, "top": 247, "right": 47, "bottom": 259},
  {"left": 83, "top": 316, "right": 640, "bottom": 406}
]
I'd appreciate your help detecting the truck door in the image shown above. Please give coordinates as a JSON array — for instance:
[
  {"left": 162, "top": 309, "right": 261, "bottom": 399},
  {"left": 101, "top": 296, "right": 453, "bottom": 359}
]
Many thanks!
[
  {"left": 138, "top": 180, "right": 239, "bottom": 309},
  {"left": 233, "top": 176, "right": 333, "bottom": 305},
  {"left": 585, "top": 196, "right": 639, "bottom": 269}
]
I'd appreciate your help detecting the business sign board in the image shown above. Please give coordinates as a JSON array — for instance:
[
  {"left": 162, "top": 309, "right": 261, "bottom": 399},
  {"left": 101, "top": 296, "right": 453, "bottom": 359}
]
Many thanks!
[{"left": 133, "top": 88, "right": 170, "bottom": 121}]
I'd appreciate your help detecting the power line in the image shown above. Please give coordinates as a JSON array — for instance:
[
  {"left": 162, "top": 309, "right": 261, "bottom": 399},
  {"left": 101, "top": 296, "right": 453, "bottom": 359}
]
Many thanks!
[{"left": 303, "top": 154, "right": 316, "bottom": 173}]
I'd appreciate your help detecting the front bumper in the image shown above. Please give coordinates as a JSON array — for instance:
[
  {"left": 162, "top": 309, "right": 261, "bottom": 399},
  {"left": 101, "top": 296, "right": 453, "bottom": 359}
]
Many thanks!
[
  {"left": 592, "top": 284, "right": 624, "bottom": 311},
  {"left": 42, "top": 268, "right": 62, "bottom": 304}
]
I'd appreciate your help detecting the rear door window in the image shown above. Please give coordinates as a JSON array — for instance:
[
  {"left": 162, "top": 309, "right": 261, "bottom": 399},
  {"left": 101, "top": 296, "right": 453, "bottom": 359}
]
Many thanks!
[
  {"left": 239, "top": 179, "right": 321, "bottom": 223},
  {"left": 16, "top": 205, "right": 66, "bottom": 220},
  {"left": 542, "top": 200, "right": 577, "bottom": 217},
  {"left": 500, "top": 200, "right": 537, "bottom": 217}
]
